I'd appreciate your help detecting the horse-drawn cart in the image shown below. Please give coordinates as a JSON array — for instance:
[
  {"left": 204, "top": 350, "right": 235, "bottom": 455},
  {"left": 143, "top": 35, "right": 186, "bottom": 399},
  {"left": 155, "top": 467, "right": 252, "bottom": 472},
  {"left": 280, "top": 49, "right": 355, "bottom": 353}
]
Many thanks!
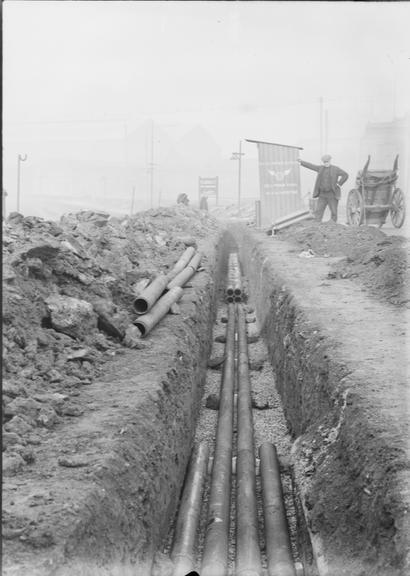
[{"left": 346, "top": 155, "right": 406, "bottom": 228}]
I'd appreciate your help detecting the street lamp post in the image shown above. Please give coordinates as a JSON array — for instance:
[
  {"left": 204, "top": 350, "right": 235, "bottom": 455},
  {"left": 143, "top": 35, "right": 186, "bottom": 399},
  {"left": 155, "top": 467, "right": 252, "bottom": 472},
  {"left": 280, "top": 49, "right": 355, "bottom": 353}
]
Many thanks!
[
  {"left": 17, "top": 153, "right": 27, "bottom": 213},
  {"left": 230, "top": 140, "right": 245, "bottom": 209}
]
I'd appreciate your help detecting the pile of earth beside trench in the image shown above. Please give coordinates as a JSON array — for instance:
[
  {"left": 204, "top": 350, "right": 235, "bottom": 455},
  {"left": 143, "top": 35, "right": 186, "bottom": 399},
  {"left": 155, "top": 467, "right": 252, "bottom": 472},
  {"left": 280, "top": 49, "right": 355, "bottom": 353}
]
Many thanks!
[
  {"left": 2, "top": 207, "right": 224, "bottom": 575},
  {"left": 3, "top": 209, "right": 410, "bottom": 576},
  {"left": 231, "top": 222, "right": 410, "bottom": 576},
  {"left": 276, "top": 220, "right": 409, "bottom": 308}
]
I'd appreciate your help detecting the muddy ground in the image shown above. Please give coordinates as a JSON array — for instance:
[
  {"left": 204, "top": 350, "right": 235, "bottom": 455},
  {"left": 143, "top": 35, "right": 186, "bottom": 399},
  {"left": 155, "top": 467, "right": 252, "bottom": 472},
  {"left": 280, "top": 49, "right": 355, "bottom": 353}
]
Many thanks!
[{"left": 2, "top": 209, "right": 409, "bottom": 575}]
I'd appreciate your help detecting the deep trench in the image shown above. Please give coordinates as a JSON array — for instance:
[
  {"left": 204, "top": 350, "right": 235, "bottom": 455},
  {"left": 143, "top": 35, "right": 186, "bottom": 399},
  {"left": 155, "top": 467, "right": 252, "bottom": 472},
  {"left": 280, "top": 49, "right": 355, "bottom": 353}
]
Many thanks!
[{"left": 150, "top": 231, "right": 318, "bottom": 576}]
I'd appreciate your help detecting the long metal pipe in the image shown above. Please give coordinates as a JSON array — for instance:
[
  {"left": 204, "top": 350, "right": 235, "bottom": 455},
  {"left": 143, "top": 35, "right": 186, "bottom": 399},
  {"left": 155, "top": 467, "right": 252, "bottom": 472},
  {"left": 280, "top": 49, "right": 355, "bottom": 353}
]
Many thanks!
[
  {"left": 171, "top": 442, "right": 209, "bottom": 576},
  {"left": 167, "top": 246, "right": 197, "bottom": 282},
  {"left": 133, "top": 286, "right": 183, "bottom": 337},
  {"left": 167, "top": 252, "right": 202, "bottom": 290},
  {"left": 201, "top": 303, "right": 236, "bottom": 576},
  {"left": 236, "top": 305, "right": 262, "bottom": 576},
  {"left": 133, "top": 273, "right": 169, "bottom": 314},
  {"left": 259, "top": 443, "right": 296, "bottom": 576}
]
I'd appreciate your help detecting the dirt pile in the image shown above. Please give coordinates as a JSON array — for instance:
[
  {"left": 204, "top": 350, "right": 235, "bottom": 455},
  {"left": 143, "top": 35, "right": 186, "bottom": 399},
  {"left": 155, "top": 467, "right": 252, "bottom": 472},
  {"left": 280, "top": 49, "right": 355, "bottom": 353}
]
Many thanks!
[
  {"left": 210, "top": 200, "right": 256, "bottom": 221},
  {"left": 275, "top": 220, "right": 410, "bottom": 306},
  {"left": 2, "top": 206, "right": 219, "bottom": 476}
]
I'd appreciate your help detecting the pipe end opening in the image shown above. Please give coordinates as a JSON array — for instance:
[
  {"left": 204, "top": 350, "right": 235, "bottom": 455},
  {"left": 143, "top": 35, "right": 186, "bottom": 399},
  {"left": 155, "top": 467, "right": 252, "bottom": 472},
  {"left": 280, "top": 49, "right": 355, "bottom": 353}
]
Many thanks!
[
  {"left": 134, "top": 322, "right": 146, "bottom": 337},
  {"left": 133, "top": 299, "right": 149, "bottom": 314}
]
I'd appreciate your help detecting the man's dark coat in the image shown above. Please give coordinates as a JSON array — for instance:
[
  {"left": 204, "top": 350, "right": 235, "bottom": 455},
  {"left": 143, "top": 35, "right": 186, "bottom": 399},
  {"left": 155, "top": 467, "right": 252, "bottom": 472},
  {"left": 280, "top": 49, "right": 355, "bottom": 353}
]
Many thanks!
[{"left": 300, "top": 160, "right": 348, "bottom": 199}]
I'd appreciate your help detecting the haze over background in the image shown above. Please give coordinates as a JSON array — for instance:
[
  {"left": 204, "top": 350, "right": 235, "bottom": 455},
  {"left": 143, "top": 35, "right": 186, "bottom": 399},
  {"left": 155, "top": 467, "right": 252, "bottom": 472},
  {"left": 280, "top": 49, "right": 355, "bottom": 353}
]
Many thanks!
[{"left": 3, "top": 1, "right": 410, "bottom": 219}]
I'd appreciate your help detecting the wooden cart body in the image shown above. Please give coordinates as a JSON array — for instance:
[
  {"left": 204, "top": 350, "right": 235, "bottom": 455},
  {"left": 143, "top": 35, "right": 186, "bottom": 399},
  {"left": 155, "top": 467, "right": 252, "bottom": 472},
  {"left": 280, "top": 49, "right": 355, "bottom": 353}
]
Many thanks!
[{"left": 346, "top": 155, "right": 405, "bottom": 228}]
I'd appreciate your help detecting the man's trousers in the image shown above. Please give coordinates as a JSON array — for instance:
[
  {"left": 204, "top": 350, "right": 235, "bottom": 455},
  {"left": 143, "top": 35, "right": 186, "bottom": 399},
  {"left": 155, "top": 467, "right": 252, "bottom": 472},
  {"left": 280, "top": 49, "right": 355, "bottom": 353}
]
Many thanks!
[{"left": 315, "top": 193, "right": 339, "bottom": 222}]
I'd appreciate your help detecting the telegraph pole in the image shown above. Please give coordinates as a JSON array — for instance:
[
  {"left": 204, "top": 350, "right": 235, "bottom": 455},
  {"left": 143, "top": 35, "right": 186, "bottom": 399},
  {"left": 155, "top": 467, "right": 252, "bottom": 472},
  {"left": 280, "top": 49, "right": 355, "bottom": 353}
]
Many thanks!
[
  {"left": 130, "top": 185, "right": 136, "bottom": 215},
  {"left": 231, "top": 140, "right": 245, "bottom": 209},
  {"left": 319, "top": 97, "right": 324, "bottom": 156},
  {"left": 17, "top": 153, "right": 27, "bottom": 213},
  {"left": 148, "top": 119, "right": 156, "bottom": 208},
  {"left": 324, "top": 109, "right": 329, "bottom": 154}
]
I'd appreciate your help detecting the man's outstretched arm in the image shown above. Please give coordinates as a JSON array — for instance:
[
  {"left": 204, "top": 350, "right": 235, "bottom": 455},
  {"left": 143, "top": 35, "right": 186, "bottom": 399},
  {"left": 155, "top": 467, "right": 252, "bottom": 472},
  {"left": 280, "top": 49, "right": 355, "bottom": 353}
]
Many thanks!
[{"left": 299, "top": 159, "right": 320, "bottom": 172}]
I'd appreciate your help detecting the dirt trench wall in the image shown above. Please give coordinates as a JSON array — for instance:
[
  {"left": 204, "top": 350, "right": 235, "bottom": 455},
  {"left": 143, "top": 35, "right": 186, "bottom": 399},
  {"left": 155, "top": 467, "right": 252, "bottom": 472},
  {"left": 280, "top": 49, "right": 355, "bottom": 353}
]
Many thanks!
[
  {"left": 230, "top": 224, "right": 410, "bottom": 576},
  {"left": 3, "top": 234, "right": 225, "bottom": 576}
]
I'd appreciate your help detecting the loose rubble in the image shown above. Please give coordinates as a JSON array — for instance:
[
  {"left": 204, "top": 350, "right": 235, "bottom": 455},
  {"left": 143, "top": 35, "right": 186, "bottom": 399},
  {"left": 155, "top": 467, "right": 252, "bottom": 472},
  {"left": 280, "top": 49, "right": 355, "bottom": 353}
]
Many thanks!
[{"left": 2, "top": 205, "right": 219, "bottom": 472}]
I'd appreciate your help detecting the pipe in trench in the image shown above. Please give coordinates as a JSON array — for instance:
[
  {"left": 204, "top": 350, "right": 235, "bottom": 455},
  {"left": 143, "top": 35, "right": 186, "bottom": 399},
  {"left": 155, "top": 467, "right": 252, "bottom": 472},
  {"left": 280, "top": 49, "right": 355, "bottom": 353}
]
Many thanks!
[
  {"left": 166, "top": 246, "right": 197, "bottom": 282},
  {"left": 226, "top": 252, "right": 242, "bottom": 298},
  {"left": 171, "top": 441, "right": 209, "bottom": 576},
  {"left": 167, "top": 252, "right": 202, "bottom": 290},
  {"left": 201, "top": 303, "right": 236, "bottom": 576},
  {"left": 259, "top": 442, "right": 296, "bottom": 576},
  {"left": 133, "top": 273, "right": 169, "bottom": 315},
  {"left": 236, "top": 305, "right": 263, "bottom": 576},
  {"left": 236, "top": 307, "right": 261, "bottom": 571},
  {"left": 133, "top": 286, "right": 183, "bottom": 337}
]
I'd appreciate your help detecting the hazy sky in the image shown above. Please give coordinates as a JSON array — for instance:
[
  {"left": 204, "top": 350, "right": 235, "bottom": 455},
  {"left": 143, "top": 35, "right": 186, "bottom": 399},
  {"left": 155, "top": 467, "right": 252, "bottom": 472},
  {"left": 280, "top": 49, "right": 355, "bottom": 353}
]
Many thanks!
[
  {"left": 4, "top": 1, "right": 410, "bottom": 144},
  {"left": 3, "top": 1, "right": 410, "bottom": 216}
]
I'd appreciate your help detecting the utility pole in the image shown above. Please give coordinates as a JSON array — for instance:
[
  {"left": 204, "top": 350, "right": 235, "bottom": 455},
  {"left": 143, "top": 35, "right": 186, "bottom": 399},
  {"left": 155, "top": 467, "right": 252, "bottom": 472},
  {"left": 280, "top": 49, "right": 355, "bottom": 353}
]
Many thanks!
[
  {"left": 230, "top": 140, "right": 245, "bottom": 209},
  {"left": 324, "top": 109, "right": 329, "bottom": 154},
  {"left": 148, "top": 119, "right": 156, "bottom": 209},
  {"left": 319, "top": 97, "right": 324, "bottom": 157},
  {"left": 17, "top": 153, "right": 27, "bottom": 213},
  {"left": 130, "top": 185, "right": 136, "bottom": 215}
]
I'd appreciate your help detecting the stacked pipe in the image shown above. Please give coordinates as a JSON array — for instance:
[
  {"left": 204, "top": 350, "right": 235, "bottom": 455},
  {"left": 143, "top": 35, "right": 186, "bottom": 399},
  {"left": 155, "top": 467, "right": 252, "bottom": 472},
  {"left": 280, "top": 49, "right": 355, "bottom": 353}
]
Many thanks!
[
  {"left": 167, "top": 302, "right": 297, "bottom": 574},
  {"left": 226, "top": 252, "right": 243, "bottom": 302},
  {"left": 132, "top": 247, "right": 201, "bottom": 337},
  {"left": 236, "top": 306, "right": 262, "bottom": 576},
  {"left": 165, "top": 252, "right": 297, "bottom": 573},
  {"left": 201, "top": 303, "right": 236, "bottom": 576},
  {"left": 259, "top": 443, "right": 297, "bottom": 576},
  {"left": 171, "top": 442, "right": 209, "bottom": 576},
  {"left": 167, "top": 251, "right": 202, "bottom": 290}
]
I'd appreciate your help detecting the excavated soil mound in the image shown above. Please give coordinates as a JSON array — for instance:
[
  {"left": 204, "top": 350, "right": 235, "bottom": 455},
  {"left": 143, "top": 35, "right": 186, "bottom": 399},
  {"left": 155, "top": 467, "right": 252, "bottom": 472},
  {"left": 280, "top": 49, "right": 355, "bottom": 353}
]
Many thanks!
[
  {"left": 276, "top": 220, "right": 409, "bottom": 307},
  {"left": 3, "top": 210, "right": 409, "bottom": 576},
  {"left": 2, "top": 205, "right": 218, "bottom": 475}
]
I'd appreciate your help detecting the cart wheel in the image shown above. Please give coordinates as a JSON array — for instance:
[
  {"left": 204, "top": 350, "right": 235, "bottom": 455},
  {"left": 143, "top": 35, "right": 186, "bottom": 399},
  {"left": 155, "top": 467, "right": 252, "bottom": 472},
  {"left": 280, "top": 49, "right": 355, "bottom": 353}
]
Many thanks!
[
  {"left": 346, "top": 189, "right": 365, "bottom": 226},
  {"left": 390, "top": 188, "right": 406, "bottom": 228}
]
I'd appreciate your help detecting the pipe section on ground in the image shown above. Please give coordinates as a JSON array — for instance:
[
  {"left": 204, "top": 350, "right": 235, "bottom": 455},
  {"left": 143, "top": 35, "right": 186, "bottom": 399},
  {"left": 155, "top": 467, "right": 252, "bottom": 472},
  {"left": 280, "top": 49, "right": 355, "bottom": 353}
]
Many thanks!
[
  {"left": 133, "top": 286, "right": 183, "bottom": 337},
  {"left": 259, "top": 442, "right": 296, "bottom": 576},
  {"left": 171, "top": 442, "right": 209, "bottom": 576},
  {"left": 133, "top": 273, "right": 169, "bottom": 315},
  {"left": 166, "top": 246, "right": 196, "bottom": 282},
  {"left": 236, "top": 305, "right": 262, "bottom": 576},
  {"left": 201, "top": 303, "right": 236, "bottom": 576},
  {"left": 167, "top": 252, "right": 202, "bottom": 290}
]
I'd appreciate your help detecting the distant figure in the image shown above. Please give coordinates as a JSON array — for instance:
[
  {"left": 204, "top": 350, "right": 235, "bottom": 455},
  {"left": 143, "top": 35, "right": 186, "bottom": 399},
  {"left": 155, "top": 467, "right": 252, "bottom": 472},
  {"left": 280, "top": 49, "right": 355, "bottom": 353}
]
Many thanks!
[
  {"left": 299, "top": 154, "right": 348, "bottom": 222},
  {"left": 199, "top": 195, "right": 208, "bottom": 211},
  {"left": 177, "top": 193, "right": 189, "bottom": 206}
]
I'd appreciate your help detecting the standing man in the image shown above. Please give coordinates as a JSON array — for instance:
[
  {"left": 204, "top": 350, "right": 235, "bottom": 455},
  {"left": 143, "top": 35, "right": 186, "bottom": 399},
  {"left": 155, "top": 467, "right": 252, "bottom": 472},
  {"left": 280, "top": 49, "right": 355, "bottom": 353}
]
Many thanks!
[
  {"left": 298, "top": 154, "right": 348, "bottom": 222},
  {"left": 199, "top": 194, "right": 208, "bottom": 211}
]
